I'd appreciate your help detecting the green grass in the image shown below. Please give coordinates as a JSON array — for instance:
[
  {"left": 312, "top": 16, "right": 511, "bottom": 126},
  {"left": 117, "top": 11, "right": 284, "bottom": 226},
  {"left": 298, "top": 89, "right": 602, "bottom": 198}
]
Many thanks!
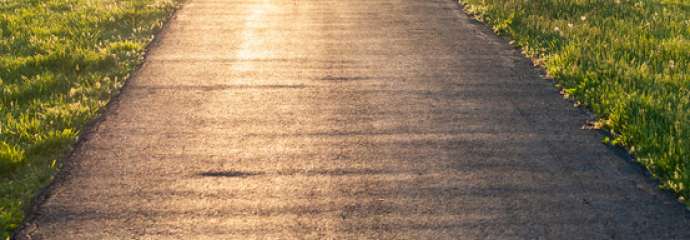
[
  {"left": 460, "top": 0, "right": 689, "bottom": 203},
  {"left": 0, "top": 0, "right": 180, "bottom": 237}
]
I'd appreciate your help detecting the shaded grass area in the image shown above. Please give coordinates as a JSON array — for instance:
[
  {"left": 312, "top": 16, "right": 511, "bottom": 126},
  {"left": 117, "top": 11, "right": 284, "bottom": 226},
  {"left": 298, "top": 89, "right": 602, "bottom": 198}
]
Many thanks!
[
  {"left": 460, "top": 0, "right": 689, "bottom": 203},
  {"left": 0, "top": 0, "right": 180, "bottom": 237}
]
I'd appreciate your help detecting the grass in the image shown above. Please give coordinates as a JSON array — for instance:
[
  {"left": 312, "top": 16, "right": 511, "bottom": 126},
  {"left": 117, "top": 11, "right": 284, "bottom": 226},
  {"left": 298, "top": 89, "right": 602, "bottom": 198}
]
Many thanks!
[
  {"left": 460, "top": 0, "right": 689, "bottom": 204},
  {"left": 0, "top": 0, "right": 180, "bottom": 237}
]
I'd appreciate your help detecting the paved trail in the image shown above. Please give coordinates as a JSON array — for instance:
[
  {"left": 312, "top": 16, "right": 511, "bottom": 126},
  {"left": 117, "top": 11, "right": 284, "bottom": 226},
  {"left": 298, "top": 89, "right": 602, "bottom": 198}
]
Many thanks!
[{"left": 19, "top": 0, "right": 690, "bottom": 239}]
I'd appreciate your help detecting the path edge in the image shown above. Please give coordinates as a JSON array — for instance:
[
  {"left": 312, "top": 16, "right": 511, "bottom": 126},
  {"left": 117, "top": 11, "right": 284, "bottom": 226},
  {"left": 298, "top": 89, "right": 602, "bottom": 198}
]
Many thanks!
[
  {"left": 451, "top": 0, "right": 689, "bottom": 212},
  {"left": 12, "top": 2, "right": 187, "bottom": 239}
]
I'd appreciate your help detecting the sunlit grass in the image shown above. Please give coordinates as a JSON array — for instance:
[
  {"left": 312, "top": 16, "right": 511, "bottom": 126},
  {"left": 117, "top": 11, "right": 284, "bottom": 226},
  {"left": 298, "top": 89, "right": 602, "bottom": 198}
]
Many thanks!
[
  {"left": 0, "top": 0, "right": 180, "bottom": 237},
  {"left": 460, "top": 0, "right": 689, "bottom": 204}
]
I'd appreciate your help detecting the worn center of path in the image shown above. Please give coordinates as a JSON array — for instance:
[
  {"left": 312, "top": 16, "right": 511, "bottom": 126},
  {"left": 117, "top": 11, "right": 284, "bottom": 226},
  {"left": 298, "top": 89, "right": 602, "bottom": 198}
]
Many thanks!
[{"left": 19, "top": 0, "right": 690, "bottom": 239}]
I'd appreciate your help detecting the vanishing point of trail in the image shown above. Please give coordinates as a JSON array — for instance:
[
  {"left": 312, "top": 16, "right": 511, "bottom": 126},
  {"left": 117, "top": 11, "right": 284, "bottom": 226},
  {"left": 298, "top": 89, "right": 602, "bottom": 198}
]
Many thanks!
[{"left": 18, "top": 0, "right": 690, "bottom": 239}]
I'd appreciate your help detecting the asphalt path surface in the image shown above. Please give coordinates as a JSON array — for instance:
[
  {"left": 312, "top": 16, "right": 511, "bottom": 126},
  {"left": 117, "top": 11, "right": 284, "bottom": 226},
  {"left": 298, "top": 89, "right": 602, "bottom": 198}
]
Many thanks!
[{"left": 18, "top": 0, "right": 690, "bottom": 239}]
